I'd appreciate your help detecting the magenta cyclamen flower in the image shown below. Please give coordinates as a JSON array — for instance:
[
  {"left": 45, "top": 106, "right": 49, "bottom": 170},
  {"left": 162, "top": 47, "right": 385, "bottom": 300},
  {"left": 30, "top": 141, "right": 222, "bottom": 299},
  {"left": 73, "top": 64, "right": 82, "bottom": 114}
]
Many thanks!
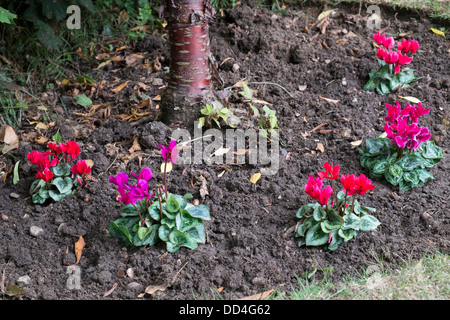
[
  {"left": 158, "top": 139, "right": 178, "bottom": 164},
  {"left": 383, "top": 100, "right": 431, "bottom": 150},
  {"left": 131, "top": 167, "right": 153, "bottom": 182}
]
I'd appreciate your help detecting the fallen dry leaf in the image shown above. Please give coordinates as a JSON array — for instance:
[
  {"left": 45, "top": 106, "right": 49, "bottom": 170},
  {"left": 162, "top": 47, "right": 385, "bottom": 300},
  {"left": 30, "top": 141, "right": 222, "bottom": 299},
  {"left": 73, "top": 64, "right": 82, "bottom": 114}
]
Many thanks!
[
  {"left": 138, "top": 284, "right": 167, "bottom": 298},
  {"left": 129, "top": 137, "right": 141, "bottom": 154},
  {"left": 161, "top": 162, "right": 172, "bottom": 173},
  {"left": 112, "top": 81, "right": 128, "bottom": 92},
  {"left": 250, "top": 172, "right": 261, "bottom": 184},
  {"left": 75, "top": 235, "right": 85, "bottom": 265},
  {"left": 0, "top": 125, "right": 19, "bottom": 154},
  {"left": 316, "top": 142, "right": 325, "bottom": 153}
]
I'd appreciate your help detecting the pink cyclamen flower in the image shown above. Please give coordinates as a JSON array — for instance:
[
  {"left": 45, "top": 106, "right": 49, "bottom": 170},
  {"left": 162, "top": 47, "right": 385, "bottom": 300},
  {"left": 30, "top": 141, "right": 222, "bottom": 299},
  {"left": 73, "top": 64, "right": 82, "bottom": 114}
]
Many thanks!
[
  {"left": 382, "top": 36, "right": 395, "bottom": 50},
  {"left": 384, "top": 51, "right": 399, "bottom": 64},
  {"left": 398, "top": 39, "right": 419, "bottom": 54},
  {"left": 394, "top": 64, "right": 401, "bottom": 74},
  {"left": 376, "top": 47, "right": 387, "bottom": 60},
  {"left": 304, "top": 174, "right": 323, "bottom": 200},
  {"left": 408, "top": 40, "right": 419, "bottom": 53},
  {"left": 158, "top": 139, "right": 178, "bottom": 164},
  {"left": 131, "top": 167, "right": 153, "bottom": 182},
  {"left": 373, "top": 32, "right": 386, "bottom": 45},
  {"left": 397, "top": 53, "right": 413, "bottom": 65},
  {"left": 384, "top": 101, "right": 432, "bottom": 151},
  {"left": 318, "top": 185, "right": 333, "bottom": 206},
  {"left": 109, "top": 172, "right": 129, "bottom": 188},
  {"left": 36, "top": 167, "right": 53, "bottom": 182}
]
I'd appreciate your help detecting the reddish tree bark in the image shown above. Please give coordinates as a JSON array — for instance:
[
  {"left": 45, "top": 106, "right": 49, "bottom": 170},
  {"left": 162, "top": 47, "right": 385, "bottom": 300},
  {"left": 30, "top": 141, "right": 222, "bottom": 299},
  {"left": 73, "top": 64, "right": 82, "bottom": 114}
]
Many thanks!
[{"left": 160, "top": 0, "right": 218, "bottom": 126}]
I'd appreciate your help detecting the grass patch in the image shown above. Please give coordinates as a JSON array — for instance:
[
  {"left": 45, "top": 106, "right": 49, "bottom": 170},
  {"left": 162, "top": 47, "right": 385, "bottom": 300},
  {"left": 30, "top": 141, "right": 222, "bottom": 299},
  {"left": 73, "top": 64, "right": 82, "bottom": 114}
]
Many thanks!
[
  {"left": 273, "top": 251, "right": 450, "bottom": 300},
  {"left": 324, "top": 0, "right": 450, "bottom": 20}
]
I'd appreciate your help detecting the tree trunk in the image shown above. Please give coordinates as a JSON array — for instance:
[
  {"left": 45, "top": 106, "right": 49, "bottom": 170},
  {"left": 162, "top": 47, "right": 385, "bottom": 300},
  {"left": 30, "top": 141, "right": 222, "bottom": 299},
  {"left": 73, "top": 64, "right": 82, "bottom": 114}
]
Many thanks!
[{"left": 160, "top": 0, "right": 217, "bottom": 127}]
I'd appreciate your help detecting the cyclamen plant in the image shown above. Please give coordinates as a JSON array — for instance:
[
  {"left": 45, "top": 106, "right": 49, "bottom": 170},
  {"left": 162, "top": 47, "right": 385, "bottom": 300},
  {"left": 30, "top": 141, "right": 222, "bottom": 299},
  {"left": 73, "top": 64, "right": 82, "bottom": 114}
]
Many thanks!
[
  {"left": 27, "top": 135, "right": 91, "bottom": 204},
  {"left": 360, "top": 100, "right": 443, "bottom": 191},
  {"left": 107, "top": 139, "right": 211, "bottom": 253},
  {"left": 295, "top": 162, "right": 380, "bottom": 251},
  {"left": 364, "top": 31, "right": 422, "bottom": 95}
]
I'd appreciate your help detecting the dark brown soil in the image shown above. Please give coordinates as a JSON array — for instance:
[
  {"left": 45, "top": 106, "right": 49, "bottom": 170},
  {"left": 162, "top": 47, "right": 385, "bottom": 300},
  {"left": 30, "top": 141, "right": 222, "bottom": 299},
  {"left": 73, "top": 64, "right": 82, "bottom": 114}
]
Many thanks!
[{"left": 0, "top": 1, "right": 449, "bottom": 300}]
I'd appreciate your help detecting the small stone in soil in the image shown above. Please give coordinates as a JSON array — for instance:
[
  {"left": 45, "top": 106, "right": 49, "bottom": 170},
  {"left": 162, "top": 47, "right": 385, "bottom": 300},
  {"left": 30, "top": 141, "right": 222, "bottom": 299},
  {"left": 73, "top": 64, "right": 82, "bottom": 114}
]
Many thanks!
[
  {"left": 30, "top": 226, "right": 44, "bottom": 237},
  {"left": 17, "top": 275, "right": 31, "bottom": 286}
]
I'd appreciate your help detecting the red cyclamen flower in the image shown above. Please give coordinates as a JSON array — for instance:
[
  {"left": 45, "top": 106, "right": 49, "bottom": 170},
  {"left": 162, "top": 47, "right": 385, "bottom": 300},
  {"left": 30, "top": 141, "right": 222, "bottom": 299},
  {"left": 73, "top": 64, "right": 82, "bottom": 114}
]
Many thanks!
[
  {"left": 48, "top": 142, "right": 64, "bottom": 155},
  {"left": 27, "top": 151, "right": 43, "bottom": 165},
  {"left": 71, "top": 160, "right": 91, "bottom": 176},
  {"left": 62, "top": 140, "right": 81, "bottom": 161},
  {"left": 318, "top": 162, "right": 340, "bottom": 180},
  {"left": 354, "top": 174, "right": 376, "bottom": 195},
  {"left": 340, "top": 174, "right": 359, "bottom": 196},
  {"left": 36, "top": 167, "right": 53, "bottom": 182}
]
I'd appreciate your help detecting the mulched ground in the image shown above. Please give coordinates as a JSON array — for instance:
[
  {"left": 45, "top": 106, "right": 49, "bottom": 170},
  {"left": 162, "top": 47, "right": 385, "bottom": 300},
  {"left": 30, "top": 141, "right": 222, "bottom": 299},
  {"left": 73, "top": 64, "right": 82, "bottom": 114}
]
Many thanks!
[{"left": 0, "top": 1, "right": 448, "bottom": 300}]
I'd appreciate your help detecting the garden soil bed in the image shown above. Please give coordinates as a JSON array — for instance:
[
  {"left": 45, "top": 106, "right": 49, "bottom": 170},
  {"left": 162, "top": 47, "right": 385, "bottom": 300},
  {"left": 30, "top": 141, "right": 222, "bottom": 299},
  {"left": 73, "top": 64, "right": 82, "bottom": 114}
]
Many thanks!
[{"left": 0, "top": 1, "right": 449, "bottom": 300}]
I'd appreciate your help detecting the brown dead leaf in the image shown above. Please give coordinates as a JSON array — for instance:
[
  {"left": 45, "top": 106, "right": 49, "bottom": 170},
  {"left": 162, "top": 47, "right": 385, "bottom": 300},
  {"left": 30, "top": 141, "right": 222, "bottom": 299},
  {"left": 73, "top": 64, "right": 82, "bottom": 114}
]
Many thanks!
[
  {"left": 75, "top": 235, "right": 85, "bottom": 265},
  {"left": 35, "top": 136, "right": 49, "bottom": 144},
  {"left": 0, "top": 125, "right": 19, "bottom": 153},
  {"left": 316, "top": 142, "right": 325, "bottom": 153},
  {"left": 240, "top": 289, "right": 274, "bottom": 300},
  {"left": 129, "top": 136, "right": 141, "bottom": 154},
  {"left": 112, "top": 81, "right": 128, "bottom": 92},
  {"left": 136, "top": 99, "right": 150, "bottom": 109},
  {"left": 138, "top": 284, "right": 167, "bottom": 298},
  {"left": 317, "top": 16, "right": 330, "bottom": 34},
  {"left": 319, "top": 129, "right": 333, "bottom": 134}
]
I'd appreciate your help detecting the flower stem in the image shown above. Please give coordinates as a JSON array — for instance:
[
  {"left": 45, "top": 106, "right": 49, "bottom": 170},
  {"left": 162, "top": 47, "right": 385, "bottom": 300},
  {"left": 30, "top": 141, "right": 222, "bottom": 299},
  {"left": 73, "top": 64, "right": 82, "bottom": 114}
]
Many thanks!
[
  {"left": 132, "top": 203, "right": 145, "bottom": 227},
  {"left": 156, "top": 186, "right": 163, "bottom": 221},
  {"left": 350, "top": 196, "right": 356, "bottom": 214},
  {"left": 163, "top": 160, "right": 168, "bottom": 200}
]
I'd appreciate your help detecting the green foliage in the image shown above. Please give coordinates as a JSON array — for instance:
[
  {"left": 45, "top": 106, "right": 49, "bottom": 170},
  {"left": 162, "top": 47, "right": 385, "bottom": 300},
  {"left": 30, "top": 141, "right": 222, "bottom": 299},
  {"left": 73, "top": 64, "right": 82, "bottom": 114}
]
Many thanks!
[
  {"left": 198, "top": 100, "right": 240, "bottom": 129},
  {"left": 107, "top": 193, "right": 210, "bottom": 253},
  {"left": 359, "top": 138, "right": 443, "bottom": 191},
  {"left": 364, "top": 60, "right": 422, "bottom": 95},
  {"left": 0, "top": 6, "right": 17, "bottom": 24},
  {"left": 295, "top": 192, "right": 380, "bottom": 251},
  {"left": 29, "top": 163, "right": 78, "bottom": 204},
  {"left": 258, "top": 105, "right": 279, "bottom": 139}
]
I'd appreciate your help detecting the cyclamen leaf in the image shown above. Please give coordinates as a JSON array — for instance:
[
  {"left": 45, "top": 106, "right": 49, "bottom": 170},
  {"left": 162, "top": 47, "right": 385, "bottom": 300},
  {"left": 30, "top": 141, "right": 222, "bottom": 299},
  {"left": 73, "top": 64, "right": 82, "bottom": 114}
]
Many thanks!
[
  {"left": 343, "top": 213, "right": 361, "bottom": 230},
  {"left": 166, "top": 195, "right": 180, "bottom": 213},
  {"left": 305, "top": 224, "right": 329, "bottom": 246},
  {"left": 338, "top": 229, "right": 355, "bottom": 241},
  {"left": 313, "top": 206, "right": 327, "bottom": 221},
  {"left": 158, "top": 224, "right": 172, "bottom": 242},
  {"left": 185, "top": 204, "right": 211, "bottom": 221},
  {"left": 168, "top": 230, "right": 198, "bottom": 250},
  {"left": 359, "top": 215, "right": 380, "bottom": 231},
  {"left": 52, "top": 177, "right": 73, "bottom": 194}
]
